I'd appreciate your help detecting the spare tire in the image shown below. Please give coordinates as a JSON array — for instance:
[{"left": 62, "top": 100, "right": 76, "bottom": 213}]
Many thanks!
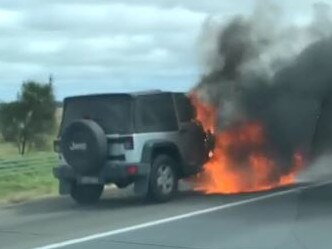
[{"left": 61, "top": 119, "right": 107, "bottom": 175}]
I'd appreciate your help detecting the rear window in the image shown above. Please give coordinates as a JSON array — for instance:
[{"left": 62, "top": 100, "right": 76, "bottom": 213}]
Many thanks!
[{"left": 60, "top": 95, "right": 133, "bottom": 135}]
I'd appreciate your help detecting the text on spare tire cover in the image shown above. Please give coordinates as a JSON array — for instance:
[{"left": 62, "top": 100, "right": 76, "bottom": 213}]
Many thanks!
[{"left": 69, "top": 142, "right": 88, "bottom": 151}]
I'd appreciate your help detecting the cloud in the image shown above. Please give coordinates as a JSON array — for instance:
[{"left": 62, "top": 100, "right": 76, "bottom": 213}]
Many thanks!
[
  {"left": 23, "top": 3, "right": 206, "bottom": 34},
  {"left": 0, "top": 9, "right": 23, "bottom": 27},
  {"left": 0, "top": 2, "right": 209, "bottom": 100},
  {"left": 0, "top": 0, "right": 325, "bottom": 101}
]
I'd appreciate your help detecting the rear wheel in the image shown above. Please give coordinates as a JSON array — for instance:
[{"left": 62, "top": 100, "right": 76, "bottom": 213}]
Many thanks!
[
  {"left": 70, "top": 182, "right": 104, "bottom": 205},
  {"left": 148, "top": 155, "right": 178, "bottom": 202}
]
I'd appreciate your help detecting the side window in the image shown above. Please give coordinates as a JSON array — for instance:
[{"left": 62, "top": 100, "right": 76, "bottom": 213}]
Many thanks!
[
  {"left": 136, "top": 94, "right": 178, "bottom": 132},
  {"left": 174, "top": 94, "right": 195, "bottom": 123}
]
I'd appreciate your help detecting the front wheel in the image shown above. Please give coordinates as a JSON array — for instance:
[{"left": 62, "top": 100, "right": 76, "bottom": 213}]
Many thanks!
[
  {"left": 70, "top": 182, "right": 104, "bottom": 205},
  {"left": 148, "top": 155, "right": 178, "bottom": 202}
]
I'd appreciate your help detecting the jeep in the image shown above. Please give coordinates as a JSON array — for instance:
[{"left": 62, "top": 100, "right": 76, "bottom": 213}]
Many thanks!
[{"left": 53, "top": 91, "right": 214, "bottom": 204}]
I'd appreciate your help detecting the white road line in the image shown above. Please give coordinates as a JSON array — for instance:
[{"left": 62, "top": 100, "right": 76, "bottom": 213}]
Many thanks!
[{"left": 31, "top": 180, "right": 332, "bottom": 249}]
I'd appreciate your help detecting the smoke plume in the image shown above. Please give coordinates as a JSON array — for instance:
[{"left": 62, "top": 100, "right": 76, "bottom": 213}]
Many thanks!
[
  {"left": 298, "top": 155, "right": 332, "bottom": 182},
  {"left": 194, "top": 2, "right": 332, "bottom": 176}
]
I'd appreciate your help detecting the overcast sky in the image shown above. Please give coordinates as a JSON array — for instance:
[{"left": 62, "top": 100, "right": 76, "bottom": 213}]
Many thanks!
[{"left": 0, "top": 0, "right": 325, "bottom": 101}]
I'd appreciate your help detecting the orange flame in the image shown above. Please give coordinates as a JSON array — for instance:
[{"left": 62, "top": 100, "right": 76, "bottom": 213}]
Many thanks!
[{"left": 190, "top": 94, "right": 303, "bottom": 194}]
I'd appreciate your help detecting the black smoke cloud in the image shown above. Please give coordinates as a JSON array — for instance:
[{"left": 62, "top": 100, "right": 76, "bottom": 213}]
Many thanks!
[{"left": 194, "top": 2, "right": 332, "bottom": 174}]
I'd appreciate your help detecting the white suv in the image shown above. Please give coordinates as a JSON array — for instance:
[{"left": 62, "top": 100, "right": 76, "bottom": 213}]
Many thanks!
[{"left": 53, "top": 91, "right": 214, "bottom": 204}]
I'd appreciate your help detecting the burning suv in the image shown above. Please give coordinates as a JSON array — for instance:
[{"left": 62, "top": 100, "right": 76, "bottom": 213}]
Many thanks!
[{"left": 53, "top": 91, "right": 214, "bottom": 204}]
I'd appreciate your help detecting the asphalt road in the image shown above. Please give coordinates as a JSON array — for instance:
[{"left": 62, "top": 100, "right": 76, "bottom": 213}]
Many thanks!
[{"left": 1, "top": 181, "right": 332, "bottom": 249}]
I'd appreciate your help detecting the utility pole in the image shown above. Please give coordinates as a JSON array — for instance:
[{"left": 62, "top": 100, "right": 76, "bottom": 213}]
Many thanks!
[{"left": 49, "top": 74, "right": 53, "bottom": 85}]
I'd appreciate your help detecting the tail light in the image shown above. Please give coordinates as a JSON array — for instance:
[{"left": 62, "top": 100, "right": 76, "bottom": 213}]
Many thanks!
[
  {"left": 126, "top": 165, "right": 138, "bottom": 175},
  {"left": 54, "top": 140, "right": 61, "bottom": 153},
  {"left": 123, "top": 136, "right": 134, "bottom": 150}
]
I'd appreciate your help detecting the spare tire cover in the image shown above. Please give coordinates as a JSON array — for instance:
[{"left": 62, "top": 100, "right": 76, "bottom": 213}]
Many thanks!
[{"left": 61, "top": 119, "right": 107, "bottom": 175}]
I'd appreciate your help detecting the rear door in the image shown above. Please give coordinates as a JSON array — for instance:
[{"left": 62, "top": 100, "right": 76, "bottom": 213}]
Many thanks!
[{"left": 60, "top": 95, "right": 135, "bottom": 162}]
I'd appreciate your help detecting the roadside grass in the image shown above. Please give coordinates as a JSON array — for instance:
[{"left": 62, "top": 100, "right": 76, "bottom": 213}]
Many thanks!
[
  {"left": 0, "top": 170, "right": 57, "bottom": 204},
  {"left": 0, "top": 107, "right": 62, "bottom": 204},
  {"left": 0, "top": 141, "right": 19, "bottom": 157},
  {"left": 0, "top": 142, "right": 58, "bottom": 204}
]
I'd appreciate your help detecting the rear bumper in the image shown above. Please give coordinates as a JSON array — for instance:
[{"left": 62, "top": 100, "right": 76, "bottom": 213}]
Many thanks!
[{"left": 53, "top": 161, "right": 150, "bottom": 184}]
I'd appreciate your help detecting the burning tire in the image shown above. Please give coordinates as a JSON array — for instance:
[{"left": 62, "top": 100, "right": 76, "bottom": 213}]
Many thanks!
[
  {"left": 148, "top": 155, "right": 178, "bottom": 202},
  {"left": 70, "top": 182, "right": 104, "bottom": 205}
]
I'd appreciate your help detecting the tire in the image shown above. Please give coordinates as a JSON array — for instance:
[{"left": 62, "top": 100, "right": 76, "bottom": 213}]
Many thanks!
[
  {"left": 70, "top": 182, "right": 104, "bottom": 205},
  {"left": 148, "top": 154, "right": 178, "bottom": 202},
  {"left": 61, "top": 119, "right": 107, "bottom": 175}
]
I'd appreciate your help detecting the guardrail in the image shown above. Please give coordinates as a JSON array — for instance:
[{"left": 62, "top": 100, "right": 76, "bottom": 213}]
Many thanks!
[{"left": 0, "top": 153, "right": 57, "bottom": 178}]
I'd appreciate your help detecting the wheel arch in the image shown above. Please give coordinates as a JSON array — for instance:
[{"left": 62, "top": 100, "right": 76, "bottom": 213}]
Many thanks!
[{"left": 141, "top": 140, "right": 184, "bottom": 177}]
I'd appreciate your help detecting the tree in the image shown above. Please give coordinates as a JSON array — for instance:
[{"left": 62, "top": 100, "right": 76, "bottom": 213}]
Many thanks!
[
  {"left": 0, "top": 80, "right": 56, "bottom": 155},
  {"left": 0, "top": 101, "right": 26, "bottom": 153}
]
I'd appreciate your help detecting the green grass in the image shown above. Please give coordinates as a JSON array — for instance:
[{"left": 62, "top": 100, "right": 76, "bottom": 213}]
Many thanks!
[
  {"left": 0, "top": 141, "right": 19, "bottom": 157},
  {"left": 0, "top": 107, "right": 62, "bottom": 204},
  {"left": 0, "top": 143, "right": 58, "bottom": 204},
  {"left": 0, "top": 168, "right": 57, "bottom": 204}
]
